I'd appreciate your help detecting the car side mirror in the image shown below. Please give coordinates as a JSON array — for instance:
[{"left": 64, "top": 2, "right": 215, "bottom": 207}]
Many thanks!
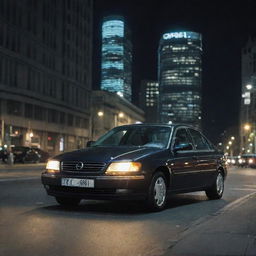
[
  {"left": 86, "top": 141, "right": 95, "bottom": 147},
  {"left": 173, "top": 143, "right": 193, "bottom": 152}
]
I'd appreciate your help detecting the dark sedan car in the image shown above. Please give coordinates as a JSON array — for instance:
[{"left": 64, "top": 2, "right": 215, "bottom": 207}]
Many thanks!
[
  {"left": 42, "top": 124, "right": 227, "bottom": 211},
  {"left": 12, "top": 146, "right": 40, "bottom": 163}
]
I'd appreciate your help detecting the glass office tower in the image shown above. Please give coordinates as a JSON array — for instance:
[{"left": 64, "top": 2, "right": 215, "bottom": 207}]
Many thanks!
[
  {"left": 158, "top": 31, "right": 202, "bottom": 127},
  {"left": 101, "top": 16, "right": 132, "bottom": 101}
]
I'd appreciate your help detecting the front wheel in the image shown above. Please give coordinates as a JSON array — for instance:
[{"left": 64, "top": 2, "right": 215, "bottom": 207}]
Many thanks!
[
  {"left": 55, "top": 197, "right": 81, "bottom": 207},
  {"left": 146, "top": 171, "right": 167, "bottom": 211},
  {"left": 205, "top": 171, "right": 224, "bottom": 200}
]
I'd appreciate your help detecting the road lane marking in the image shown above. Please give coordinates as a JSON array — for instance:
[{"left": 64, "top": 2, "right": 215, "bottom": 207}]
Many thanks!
[
  {"left": 0, "top": 177, "right": 39, "bottom": 182},
  {"left": 230, "top": 188, "right": 256, "bottom": 191},
  {"left": 215, "top": 191, "right": 256, "bottom": 214}
]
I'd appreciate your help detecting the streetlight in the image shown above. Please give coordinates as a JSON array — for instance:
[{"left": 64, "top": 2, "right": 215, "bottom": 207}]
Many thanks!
[
  {"left": 91, "top": 111, "right": 104, "bottom": 140},
  {"left": 231, "top": 136, "right": 235, "bottom": 140},
  {"left": 118, "top": 112, "right": 124, "bottom": 118},
  {"left": 97, "top": 111, "right": 104, "bottom": 117},
  {"left": 244, "top": 124, "right": 251, "bottom": 131}
]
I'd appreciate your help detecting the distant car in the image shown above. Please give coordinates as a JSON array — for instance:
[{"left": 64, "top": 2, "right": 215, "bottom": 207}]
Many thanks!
[
  {"left": 226, "top": 156, "right": 239, "bottom": 166},
  {"left": 0, "top": 149, "right": 8, "bottom": 163},
  {"left": 33, "top": 148, "right": 50, "bottom": 162},
  {"left": 42, "top": 124, "right": 227, "bottom": 211},
  {"left": 239, "top": 154, "right": 256, "bottom": 168},
  {"left": 12, "top": 146, "right": 40, "bottom": 163}
]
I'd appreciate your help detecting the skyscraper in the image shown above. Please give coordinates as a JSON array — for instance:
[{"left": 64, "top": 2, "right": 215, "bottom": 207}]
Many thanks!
[
  {"left": 101, "top": 16, "right": 132, "bottom": 101},
  {"left": 158, "top": 31, "right": 202, "bottom": 127},
  {"left": 240, "top": 37, "right": 256, "bottom": 154},
  {"left": 139, "top": 80, "right": 159, "bottom": 123}
]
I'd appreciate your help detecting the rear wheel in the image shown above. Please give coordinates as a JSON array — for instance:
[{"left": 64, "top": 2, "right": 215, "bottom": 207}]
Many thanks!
[
  {"left": 55, "top": 197, "right": 81, "bottom": 207},
  {"left": 146, "top": 171, "right": 167, "bottom": 211},
  {"left": 205, "top": 171, "right": 224, "bottom": 200}
]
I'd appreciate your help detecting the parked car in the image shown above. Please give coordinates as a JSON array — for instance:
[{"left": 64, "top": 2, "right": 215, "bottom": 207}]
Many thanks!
[
  {"left": 0, "top": 149, "right": 8, "bottom": 163},
  {"left": 12, "top": 146, "right": 40, "bottom": 163},
  {"left": 42, "top": 124, "right": 227, "bottom": 211},
  {"left": 33, "top": 148, "right": 50, "bottom": 162}
]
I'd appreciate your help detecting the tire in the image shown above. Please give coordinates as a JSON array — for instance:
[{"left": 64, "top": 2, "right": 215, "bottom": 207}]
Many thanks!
[
  {"left": 146, "top": 171, "right": 167, "bottom": 211},
  {"left": 205, "top": 171, "right": 224, "bottom": 200},
  {"left": 55, "top": 197, "right": 81, "bottom": 207}
]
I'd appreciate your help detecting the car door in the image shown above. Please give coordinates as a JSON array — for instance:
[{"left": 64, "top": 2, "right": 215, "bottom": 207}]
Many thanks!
[
  {"left": 168, "top": 127, "right": 198, "bottom": 190},
  {"left": 188, "top": 129, "right": 217, "bottom": 188}
]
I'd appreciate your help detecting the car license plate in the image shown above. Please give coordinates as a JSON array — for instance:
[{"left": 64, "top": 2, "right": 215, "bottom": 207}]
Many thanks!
[{"left": 61, "top": 178, "right": 94, "bottom": 188}]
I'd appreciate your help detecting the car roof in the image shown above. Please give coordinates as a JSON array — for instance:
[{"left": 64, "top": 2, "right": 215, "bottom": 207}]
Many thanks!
[
  {"left": 116, "top": 123, "right": 202, "bottom": 133},
  {"left": 116, "top": 123, "right": 197, "bottom": 129}
]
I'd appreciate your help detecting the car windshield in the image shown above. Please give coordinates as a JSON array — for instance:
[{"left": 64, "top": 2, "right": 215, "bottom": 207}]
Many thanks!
[{"left": 93, "top": 126, "right": 172, "bottom": 149}]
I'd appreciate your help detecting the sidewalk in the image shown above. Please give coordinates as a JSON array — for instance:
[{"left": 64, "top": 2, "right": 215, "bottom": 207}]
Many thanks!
[
  {"left": 0, "top": 162, "right": 46, "bottom": 170},
  {"left": 165, "top": 193, "right": 256, "bottom": 256}
]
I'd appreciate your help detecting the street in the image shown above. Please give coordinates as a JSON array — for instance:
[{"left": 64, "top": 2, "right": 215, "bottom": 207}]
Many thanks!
[{"left": 1, "top": 166, "right": 256, "bottom": 256}]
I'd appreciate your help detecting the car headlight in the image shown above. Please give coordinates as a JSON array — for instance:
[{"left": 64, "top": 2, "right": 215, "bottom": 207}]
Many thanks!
[
  {"left": 46, "top": 160, "right": 60, "bottom": 173},
  {"left": 106, "top": 161, "right": 142, "bottom": 175},
  {"left": 238, "top": 159, "right": 243, "bottom": 164},
  {"left": 249, "top": 159, "right": 254, "bottom": 164}
]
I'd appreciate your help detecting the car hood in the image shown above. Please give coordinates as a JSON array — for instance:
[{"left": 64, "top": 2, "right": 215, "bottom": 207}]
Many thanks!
[{"left": 53, "top": 146, "right": 165, "bottom": 163}]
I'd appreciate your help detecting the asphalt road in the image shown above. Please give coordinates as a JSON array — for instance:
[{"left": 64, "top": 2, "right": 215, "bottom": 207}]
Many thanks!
[{"left": 1, "top": 166, "right": 256, "bottom": 256}]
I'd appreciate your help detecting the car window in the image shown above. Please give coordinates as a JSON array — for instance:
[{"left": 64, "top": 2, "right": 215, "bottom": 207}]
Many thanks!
[
  {"left": 96, "top": 129, "right": 128, "bottom": 146},
  {"left": 189, "top": 129, "right": 210, "bottom": 150},
  {"left": 173, "top": 128, "right": 193, "bottom": 149},
  {"left": 93, "top": 126, "right": 172, "bottom": 149}
]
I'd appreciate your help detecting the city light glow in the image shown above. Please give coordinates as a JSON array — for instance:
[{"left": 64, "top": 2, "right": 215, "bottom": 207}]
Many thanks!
[
  {"left": 244, "top": 124, "right": 251, "bottom": 131},
  {"left": 246, "top": 84, "right": 252, "bottom": 90},
  {"left": 97, "top": 111, "right": 104, "bottom": 117}
]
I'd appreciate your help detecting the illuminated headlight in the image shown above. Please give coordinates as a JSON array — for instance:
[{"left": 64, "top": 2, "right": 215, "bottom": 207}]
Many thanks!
[
  {"left": 46, "top": 160, "right": 60, "bottom": 173},
  {"left": 249, "top": 159, "right": 254, "bottom": 164},
  {"left": 231, "top": 159, "right": 236, "bottom": 164},
  {"left": 227, "top": 159, "right": 231, "bottom": 164},
  {"left": 238, "top": 159, "right": 243, "bottom": 164},
  {"left": 106, "top": 162, "right": 141, "bottom": 175}
]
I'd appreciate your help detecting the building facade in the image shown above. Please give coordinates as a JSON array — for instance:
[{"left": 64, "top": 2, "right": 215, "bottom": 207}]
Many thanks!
[
  {"left": 158, "top": 31, "right": 202, "bottom": 127},
  {"left": 91, "top": 90, "right": 144, "bottom": 140},
  {"left": 240, "top": 37, "right": 256, "bottom": 154},
  {"left": 139, "top": 80, "right": 159, "bottom": 123},
  {"left": 101, "top": 16, "right": 132, "bottom": 101},
  {"left": 0, "top": 0, "right": 93, "bottom": 155}
]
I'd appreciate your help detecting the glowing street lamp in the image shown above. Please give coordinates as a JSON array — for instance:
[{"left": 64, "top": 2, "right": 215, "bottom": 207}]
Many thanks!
[
  {"left": 231, "top": 136, "right": 235, "bottom": 140},
  {"left": 97, "top": 111, "right": 104, "bottom": 117},
  {"left": 118, "top": 112, "right": 124, "bottom": 118},
  {"left": 244, "top": 124, "right": 251, "bottom": 131}
]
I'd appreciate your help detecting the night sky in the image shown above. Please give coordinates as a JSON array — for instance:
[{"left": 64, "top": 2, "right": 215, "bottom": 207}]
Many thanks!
[{"left": 93, "top": 0, "right": 256, "bottom": 143}]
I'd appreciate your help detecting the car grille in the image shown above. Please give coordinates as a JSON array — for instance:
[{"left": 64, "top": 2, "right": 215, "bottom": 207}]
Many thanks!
[{"left": 61, "top": 161, "right": 106, "bottom": 173}]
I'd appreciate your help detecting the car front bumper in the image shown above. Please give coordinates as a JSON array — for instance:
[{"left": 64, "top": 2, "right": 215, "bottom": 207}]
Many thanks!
[{"left": 41, "top": 172, "right": 148, "bottom": 200}]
